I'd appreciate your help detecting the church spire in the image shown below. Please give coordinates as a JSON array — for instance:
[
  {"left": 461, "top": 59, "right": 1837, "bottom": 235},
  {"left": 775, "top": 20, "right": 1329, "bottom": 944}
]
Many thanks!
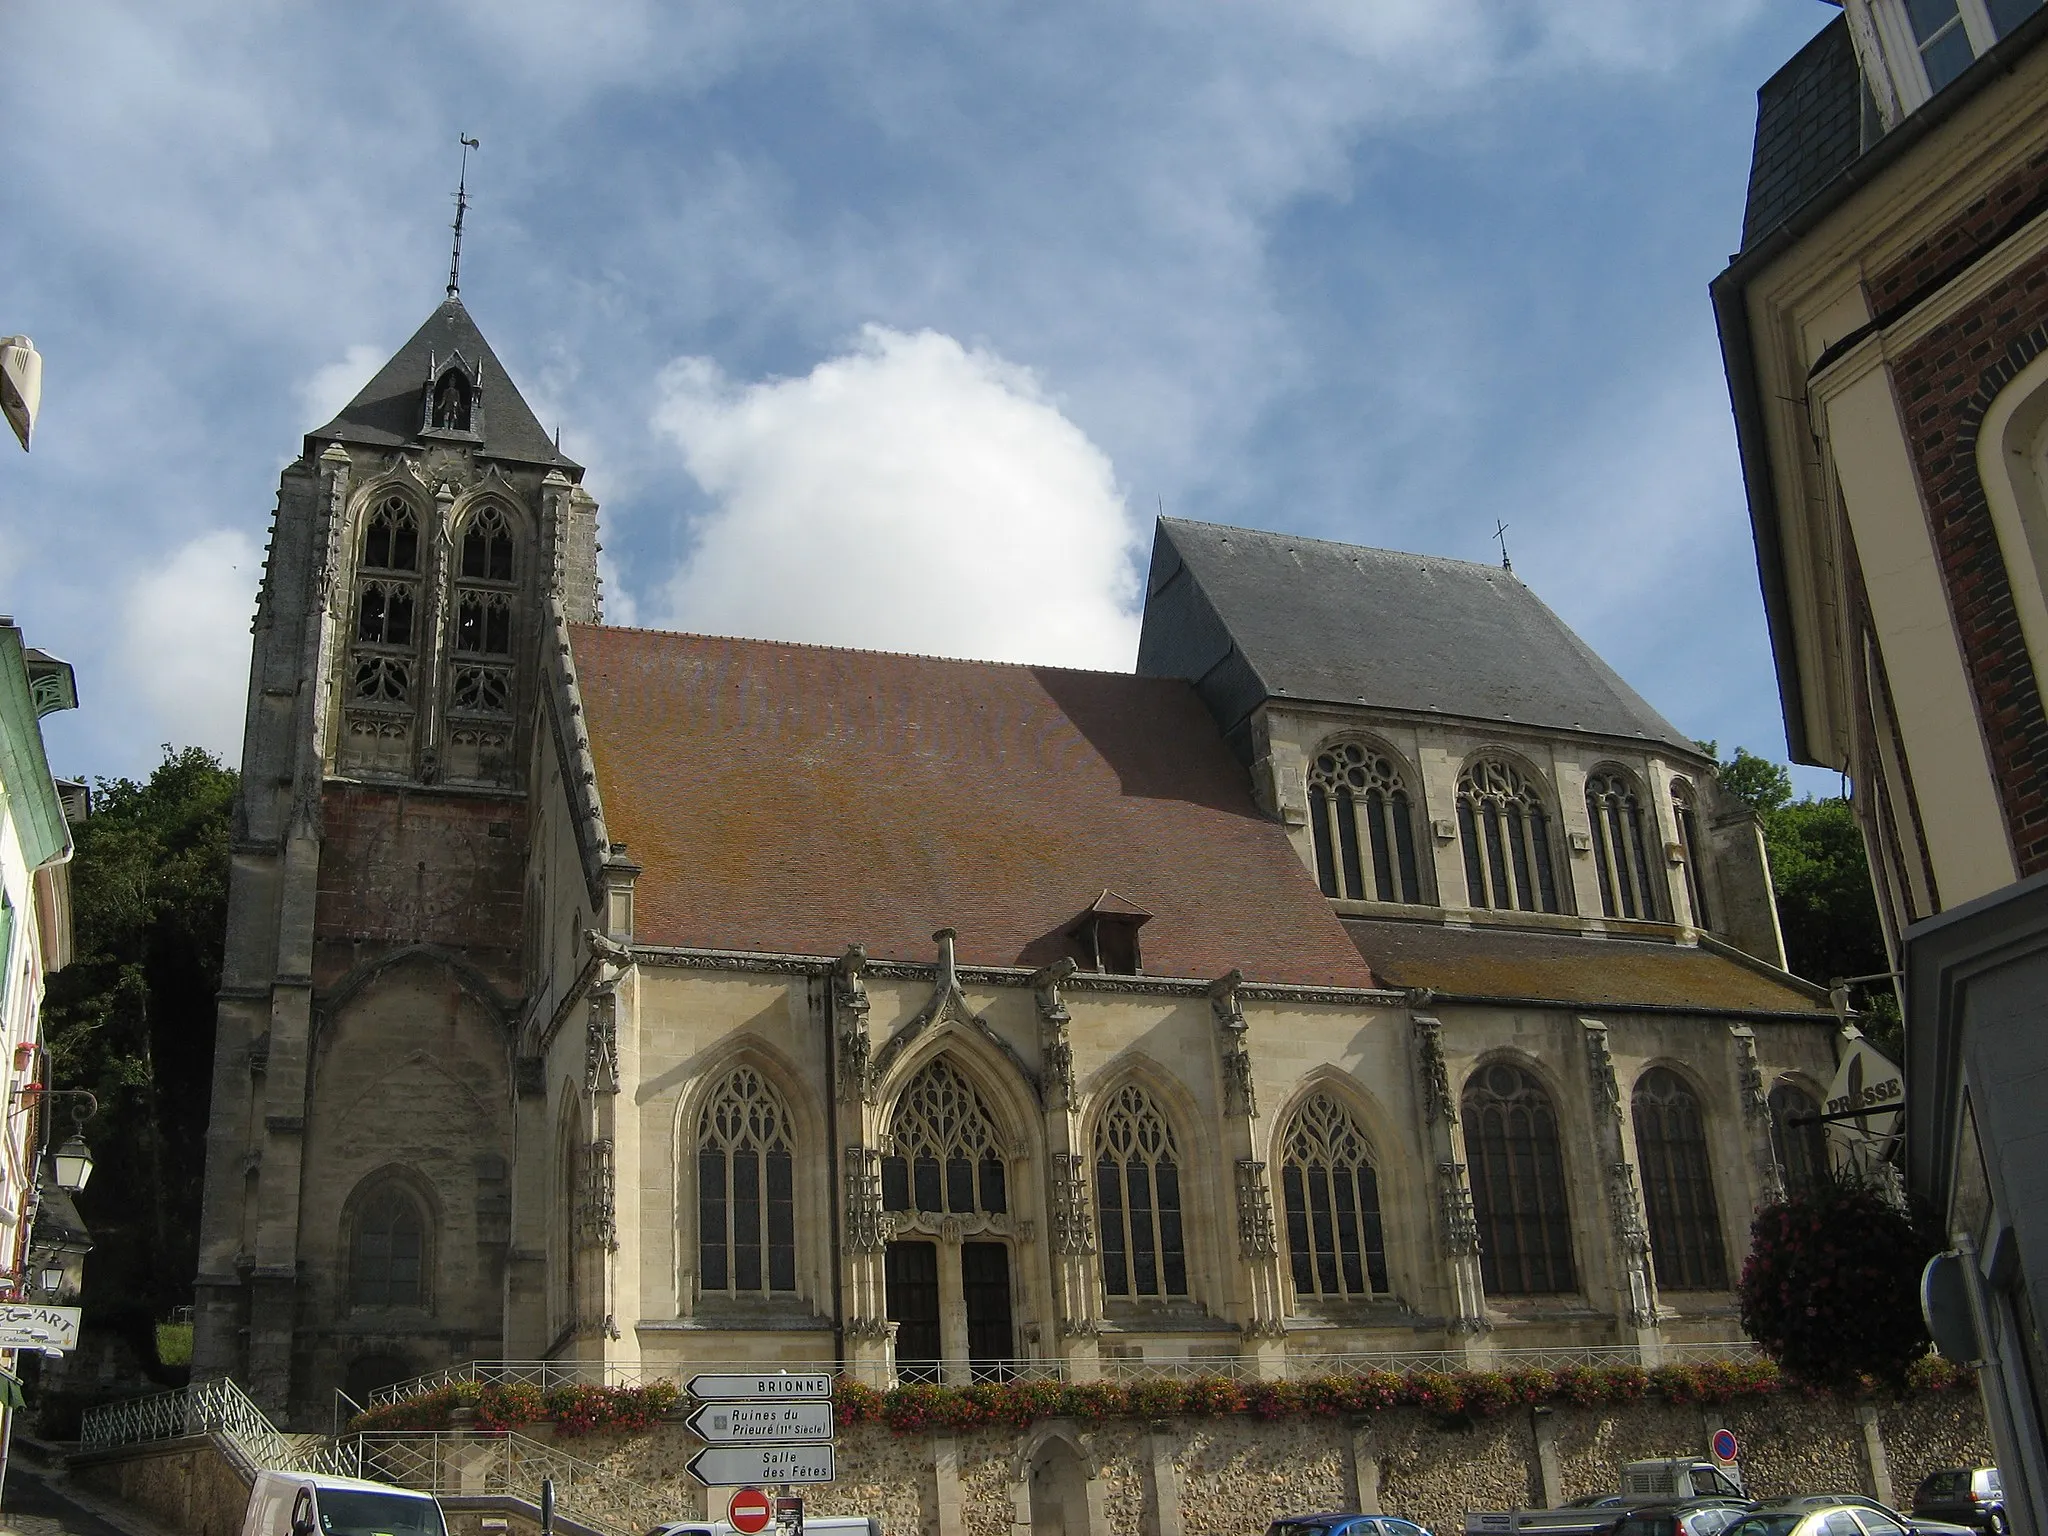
[{"left": 448, "top": 134, "right": 479, "bottom": 298}]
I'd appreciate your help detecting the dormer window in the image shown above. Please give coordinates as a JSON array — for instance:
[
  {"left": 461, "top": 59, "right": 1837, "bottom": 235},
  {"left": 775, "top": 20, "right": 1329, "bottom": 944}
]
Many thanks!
[
  {"left": 1068, "top": 889, "right": 1151, "bottom": 974},
  {"left": 1851, "top": 0, "right": 2041, "bottom": 120},
  {"left": 431, "top": 368, "right": 473, "bottom": 432}
]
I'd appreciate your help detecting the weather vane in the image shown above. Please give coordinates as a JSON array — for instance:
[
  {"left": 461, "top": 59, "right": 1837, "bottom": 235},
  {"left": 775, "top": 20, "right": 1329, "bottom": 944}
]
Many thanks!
[
  {"left": 448, "top": 134, "right": 480, "bottom": 297},
  {"left": 1493, "top": 519, "right": 1513, "bottom": 573}
]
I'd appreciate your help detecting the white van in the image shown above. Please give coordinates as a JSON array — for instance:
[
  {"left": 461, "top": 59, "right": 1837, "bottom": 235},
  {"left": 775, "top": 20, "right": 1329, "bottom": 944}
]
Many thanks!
[{"left": 242, "top": 1471, "right": 448, "bottom": 1536}]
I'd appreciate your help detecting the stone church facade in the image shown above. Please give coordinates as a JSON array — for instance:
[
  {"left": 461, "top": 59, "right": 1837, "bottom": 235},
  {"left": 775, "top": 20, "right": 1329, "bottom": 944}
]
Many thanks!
[{"left": 193, "top": 295, "right": 1845, "bottom": 1424}]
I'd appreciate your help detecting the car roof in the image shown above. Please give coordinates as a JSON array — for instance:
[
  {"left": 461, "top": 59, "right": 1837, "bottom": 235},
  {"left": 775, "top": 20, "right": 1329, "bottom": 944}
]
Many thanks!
[{"left": 262, "top": 1474, "right": 436, "bottom": 1499}]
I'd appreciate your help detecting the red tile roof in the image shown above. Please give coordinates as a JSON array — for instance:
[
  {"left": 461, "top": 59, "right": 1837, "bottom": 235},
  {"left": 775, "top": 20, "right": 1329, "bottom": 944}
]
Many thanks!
[{"left": 570, "top": 625, "right": 1377, "bottom": 986}]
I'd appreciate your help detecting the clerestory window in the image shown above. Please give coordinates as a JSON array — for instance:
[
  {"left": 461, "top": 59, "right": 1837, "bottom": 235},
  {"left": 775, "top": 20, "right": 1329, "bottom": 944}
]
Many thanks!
[
  {"left": 1094, "top": 1083, "right": 1188, "bottom": 1301},
  {"left": 1586, "top": 769, "right": 1660, "bottom": 921},
  {"left": 1280, "top": 1092, "right": 1389, "bottom": 1304},
  {"left": 881, "top": 1057, "right": 1008, "bottom": 1217},
  {"left": 1457, "top": 758, "right": 1561, "bottom": 913},
  {"left": 1671, "top": 779, "right": 1711, "bottom": 929},
  {"left": 697, "top": 1067, "right": 797, "bottom": 1297},
  {"left": 1307, "top": 741, "right": 1423, "bottom": 904}
]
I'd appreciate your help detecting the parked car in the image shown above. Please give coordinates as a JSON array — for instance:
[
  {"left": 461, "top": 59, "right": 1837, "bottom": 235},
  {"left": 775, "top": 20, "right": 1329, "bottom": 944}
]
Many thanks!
[
  {"left": 1608, "top": 1498, "right": 1756, "bottom": 1536},
  {"left": 242, "top": 1472, "right": 446, "bottom": 1536},
  {"left": 1266, "top": 1515, "right": 1435, "bottom": 1536},
  {"left": 648, "top": 1523, "right": 879, "bottom": 1536},
  {"left": 1914, "top": 1470, "right": 2005, "bottom": 1535},
  {"left": 1730, "top": 1498, "right": 1977, "bottom": 1536},
  {"left": 1467, "top": 1460, "right": 1750, "bottom": 1536}
]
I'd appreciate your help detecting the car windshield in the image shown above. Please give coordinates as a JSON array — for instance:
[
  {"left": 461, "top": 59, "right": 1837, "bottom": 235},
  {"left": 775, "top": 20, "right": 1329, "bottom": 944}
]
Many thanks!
[
  {"left": 1268, "top": 1523, "right": 1344, "bottom": 1536},
  {"left": 318, "top": 1491, "right": 445, "bottom": 1536},
  {"left": 1726, "top": 1517, "right": 1805, "bottom": 1536},
  {"left": 1920, "top": 1475, "right": 1970, "bottom": 1501}
]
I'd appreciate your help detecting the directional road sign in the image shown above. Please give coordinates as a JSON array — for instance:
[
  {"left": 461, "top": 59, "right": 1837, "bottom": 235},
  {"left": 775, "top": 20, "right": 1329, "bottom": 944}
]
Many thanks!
[
  {"left": 687, "top": 1372, "right": 832, "bottom": 1401},
  {"left": 687, "top": 1444, "right": 836, "bottom": 1487},
  {"left": 686, "top": 1399, "right": 835, "bottom": 1445}
]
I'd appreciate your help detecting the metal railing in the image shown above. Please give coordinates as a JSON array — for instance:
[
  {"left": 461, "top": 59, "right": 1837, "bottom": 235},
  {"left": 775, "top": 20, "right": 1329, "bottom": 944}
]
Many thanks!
[
  {"left": 364, "top": 1339, "right": 1760, "bottom": 1408},
  {"left": 79, "top": 1377, "right": 361, "bottom": 1479},
  {"left": 353, "top": 1431, "right": 676, "bottom": 1536}
]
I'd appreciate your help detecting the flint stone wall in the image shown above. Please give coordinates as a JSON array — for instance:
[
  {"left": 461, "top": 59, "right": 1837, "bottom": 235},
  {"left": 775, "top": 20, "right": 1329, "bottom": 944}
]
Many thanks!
[{"left": 563, "top": 1391, "right": 1990, "bottom": 1536}]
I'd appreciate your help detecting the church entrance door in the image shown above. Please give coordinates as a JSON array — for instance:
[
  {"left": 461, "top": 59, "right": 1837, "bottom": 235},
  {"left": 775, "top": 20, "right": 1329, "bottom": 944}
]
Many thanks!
[
  {"left": 885, "top": 1240, "right": 941, "bottom": 1380},
  {"left": 962, "top": 1240, "right": 1013, "bottom": 1378}
]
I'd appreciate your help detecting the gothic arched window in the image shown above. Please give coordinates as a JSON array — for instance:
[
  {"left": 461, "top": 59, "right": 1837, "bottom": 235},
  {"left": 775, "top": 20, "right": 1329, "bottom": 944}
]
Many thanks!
[
  {"left": 697, "top": 1067, "right": 797, "bottom": 1297},
  {"left": 1769, "top": 1081, "right": 1828, "bottom": 1198},
  {"left": 1463, "top": 1063, "right": 1576, "bottom": 1295},
  {"left": 1586, "top": 769, "right": 1661, "bottom": 921},
  {"left": 1457, "top": 759, "right": 1561, "bottom": 913},
  {"left": 1280, "top": 1092, "right": 1389, "bottom": 1303},
  {"left": 1632, "top": 1067, "right": 1729, "bottom": 1290},
  {"left": 455, "top": 591, "right": 513, "bottom": 655},
  {"left": 348, "top": 496, "right": 422, "bottom": 730},
  {"left": 881, "top": 1058, "right": 1007, "bottom": 1217},
  {"left": 1672, "top": 778, "right": 1711, "bottom": 928},
  {"left": 1093, "top": 1084, "right": 1187, "bottom": 1300},
  {"left": 1307, "top": 741, "right": 1423, "bottom": 904},
  {"left": 461, "top": 505, "right": 515, "bottom": 582},
  {"left": 351, "top": 1185, "right": 426, "bottom": 1308},
  {"left": 362, "top": 497, "right": 420, "bottom": 572}
]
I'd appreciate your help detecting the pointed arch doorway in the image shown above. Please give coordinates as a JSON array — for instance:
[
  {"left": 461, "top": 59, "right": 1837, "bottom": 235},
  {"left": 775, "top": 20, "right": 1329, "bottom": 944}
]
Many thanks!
[{"left": 881, "top": 1056, "right": 1019, "bottom": 1382}]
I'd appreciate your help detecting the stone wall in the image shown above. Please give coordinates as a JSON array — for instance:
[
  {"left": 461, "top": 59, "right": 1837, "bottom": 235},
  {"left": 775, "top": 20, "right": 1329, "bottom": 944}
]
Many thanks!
[
  {"left": 70, "top": 1434, "right": 253, "bottom": 1536},
  {"left": 568, "top": 1390, "right": 1992, "bottom": 1536}
]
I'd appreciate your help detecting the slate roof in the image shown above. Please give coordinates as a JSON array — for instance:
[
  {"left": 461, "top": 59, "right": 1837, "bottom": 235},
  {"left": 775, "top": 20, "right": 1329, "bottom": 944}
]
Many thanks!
[
  {"left": 1342, "top": 917, "right": 1830, "bottom": 1015},
  {"left": 312, "top": 297, "right": 579, "bottom": 471},
  {"left": 1137, "top": 518, "right": 1697, "bottom": 754},
  {"left": 569, "top": 624, "right": 1380, "bottom": 986},
  {"left": 1740, "top": 16, "right": 1865, "bottom": 252}
]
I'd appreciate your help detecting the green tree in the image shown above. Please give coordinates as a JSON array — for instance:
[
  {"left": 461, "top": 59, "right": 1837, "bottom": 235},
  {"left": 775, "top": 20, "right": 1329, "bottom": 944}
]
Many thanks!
[{"left": 41, "top": 746, "right": 235, "bottom": 1379}]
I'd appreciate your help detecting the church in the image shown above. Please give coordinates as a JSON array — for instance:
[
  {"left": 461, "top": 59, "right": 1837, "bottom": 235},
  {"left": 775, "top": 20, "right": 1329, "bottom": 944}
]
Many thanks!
[{"left": 191, "top": 290, "right": 1844, "bottom": 1424}]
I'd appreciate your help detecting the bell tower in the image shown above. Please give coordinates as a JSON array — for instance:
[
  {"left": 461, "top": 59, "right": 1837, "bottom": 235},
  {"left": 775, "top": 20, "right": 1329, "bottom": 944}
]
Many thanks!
[{"left": 192, "top": 292, "right": 599, "bottom": 1418}]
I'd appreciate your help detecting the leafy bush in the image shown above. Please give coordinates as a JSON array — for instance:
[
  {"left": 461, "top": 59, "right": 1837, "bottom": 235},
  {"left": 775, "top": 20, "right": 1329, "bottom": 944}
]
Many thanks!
[{"left": 1739, "top": 1170, "right": 1939, "bottom": 1393}]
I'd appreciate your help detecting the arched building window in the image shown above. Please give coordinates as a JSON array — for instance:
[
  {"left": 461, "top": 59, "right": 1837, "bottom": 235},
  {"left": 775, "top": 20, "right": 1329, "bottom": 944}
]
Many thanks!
[
  {"left": 1280, "top": 1092, "right": 1389, "bottom": 1303},
  {"left": 352, "top": 496, "right": 421, "bottom": 706},
  {"left": 448, "top": 506, "right": 518, "bottom": 736},
  {"left": 1769, "top": 1081, "right": 1828, "bottom": 1198},
  {"left": 1671, "top": 778, "right": 1711, "bottom": 928},
  {"left": 1463, "top": 1063, "right": 1575, "bottom": 1294},
  {"left": 882, "top": 1057, "right": 1008, "bottom": 1216},
  {"left": 1093, "top": 1084, "right": 1187, "bottom": 1301},
  {"left": 698, "top": 1067, "right": 797, "bottom": 1297},
  {"left": 1632, "top": 1068, "right": 1729, "bottom": 1290},
  {"left": 351, "top": 1184, "right": 426, "bottom": 1308},
  {"left": 1307, "top": 741, "right": 1423, "bottom": 904},
  {"left": 1586, "top": 769, "right": 1661, "bottom": 920},
  {"left": 1458, "top": 759, "right": 1561, "bottom": 913}
]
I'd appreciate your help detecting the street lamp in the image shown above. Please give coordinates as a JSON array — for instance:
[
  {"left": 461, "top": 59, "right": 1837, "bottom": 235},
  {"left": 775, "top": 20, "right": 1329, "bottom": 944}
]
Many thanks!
[
  {"left": 0, "top": 336, "right": 40, "bottom": 451},
  {"left": 50, "top": 1131, "right": 92, "bottom": 1193}
]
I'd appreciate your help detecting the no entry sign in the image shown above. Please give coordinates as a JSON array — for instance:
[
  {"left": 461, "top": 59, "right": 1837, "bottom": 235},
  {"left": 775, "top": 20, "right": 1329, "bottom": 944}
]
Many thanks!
[{"left": 730, "top": 1489, "right": 773, "bottom": 1535}]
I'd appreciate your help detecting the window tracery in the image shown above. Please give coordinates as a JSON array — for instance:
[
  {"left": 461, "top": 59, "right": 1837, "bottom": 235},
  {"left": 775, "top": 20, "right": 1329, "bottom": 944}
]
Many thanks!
[
  {"left": 1463, "top": 1063, "right": 1575, "bottom": 1294},
  {"left": 461, "top": 506, "right": 515, "bottom": 582},
  {"left": 1586, "top": 769, "right": 1660, "bottom": 921},
  {"left": 1457, "top": 758, "right": 1561, "bottom": 913},
  {"left": 1093, "top": 1083, "right": 1188, "bottom": 1300},
  {"left": 881, "top": 1057, "right": 1008, "bottom": 1217},
  {"left": 351, "top": 1184, "right": 426, "bottom": 1308},
  {"left": 362, "top": 498, "right": 420, "bottom": 572},
  {"left": 1768, "top": 1081, "right": 1828, "bottom": 1198},
  {"left": 1279, "top": 1092, "right": 1388, "bottom": 1303},
  {"left": 342, "top": 495, "right": 424, "bottom": 775},
  {"left": 455, "top": 591, "right": 513, "bottom": 655},
  {"left": 697, "top": 1067, "right": 797, "bottom": 1297},
  {"left": 1307, "top": 741, "right": 1423, "bottom": 904},
  {"left": 1631, "top": 1067, "right": 1729, "bottom": 1290}
]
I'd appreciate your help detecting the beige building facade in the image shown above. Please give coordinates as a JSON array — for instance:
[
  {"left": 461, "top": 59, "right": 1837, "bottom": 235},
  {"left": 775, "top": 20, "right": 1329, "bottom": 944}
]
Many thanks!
[{"left": 194, "top": 293, "right": 1842, "bottom": 1427}]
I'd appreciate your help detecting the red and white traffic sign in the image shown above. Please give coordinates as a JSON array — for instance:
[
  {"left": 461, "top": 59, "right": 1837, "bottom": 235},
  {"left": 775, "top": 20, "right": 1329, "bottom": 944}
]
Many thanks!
[{"left": 730, "top": 1489, "right": 773, "bottom": 1535}]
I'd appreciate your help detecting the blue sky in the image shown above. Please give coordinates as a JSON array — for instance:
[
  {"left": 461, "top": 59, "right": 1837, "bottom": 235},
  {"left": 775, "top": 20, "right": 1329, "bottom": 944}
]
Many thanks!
[{"left": 4, "top": 0, "right": 1843, "bottom": 794}]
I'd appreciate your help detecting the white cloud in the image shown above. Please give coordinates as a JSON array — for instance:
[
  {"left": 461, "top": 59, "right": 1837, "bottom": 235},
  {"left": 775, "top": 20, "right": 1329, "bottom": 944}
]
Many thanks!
[
  {"left": 117, "top": 531, "right": 258, "bottom": 763},
  {"left": 652, "top": 327, "right": 1142, "bottom": 669},
  {"left": 297, "top": 344, "right": 385, "bottom": 432}
]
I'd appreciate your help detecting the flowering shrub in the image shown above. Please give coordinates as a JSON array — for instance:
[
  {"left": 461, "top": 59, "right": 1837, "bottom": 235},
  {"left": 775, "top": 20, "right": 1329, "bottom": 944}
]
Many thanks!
[
  {"left": 354, "top": 1350, "right": 1957, "bottom": 1440},
  {"left": 1739, "top": 1170, "right": 1939, "bottom": 1393}
]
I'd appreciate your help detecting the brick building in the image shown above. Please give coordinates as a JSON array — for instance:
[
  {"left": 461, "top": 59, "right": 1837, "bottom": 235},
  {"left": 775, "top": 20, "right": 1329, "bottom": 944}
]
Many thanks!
[
  {"left": 193, "top": 284, "right": 1842, "bottom": 1435},
  {"left": 1714, "top": 0, "right": 2048, "bottom": 1527}
]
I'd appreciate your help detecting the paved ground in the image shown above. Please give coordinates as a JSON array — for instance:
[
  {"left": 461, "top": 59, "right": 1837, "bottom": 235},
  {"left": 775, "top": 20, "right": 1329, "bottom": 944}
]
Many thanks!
[{"left": 0, "top": 1446, "right": 175, "bottom": 1536}]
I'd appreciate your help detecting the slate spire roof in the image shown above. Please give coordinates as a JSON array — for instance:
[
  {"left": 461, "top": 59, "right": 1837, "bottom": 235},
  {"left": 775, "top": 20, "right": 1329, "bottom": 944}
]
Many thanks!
[
  {"left": 1138, "top": 517, "right": 1697, "bottom": 755},
  {"left": 310, "top": 296, "right": 579, "bottom": 472}
]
